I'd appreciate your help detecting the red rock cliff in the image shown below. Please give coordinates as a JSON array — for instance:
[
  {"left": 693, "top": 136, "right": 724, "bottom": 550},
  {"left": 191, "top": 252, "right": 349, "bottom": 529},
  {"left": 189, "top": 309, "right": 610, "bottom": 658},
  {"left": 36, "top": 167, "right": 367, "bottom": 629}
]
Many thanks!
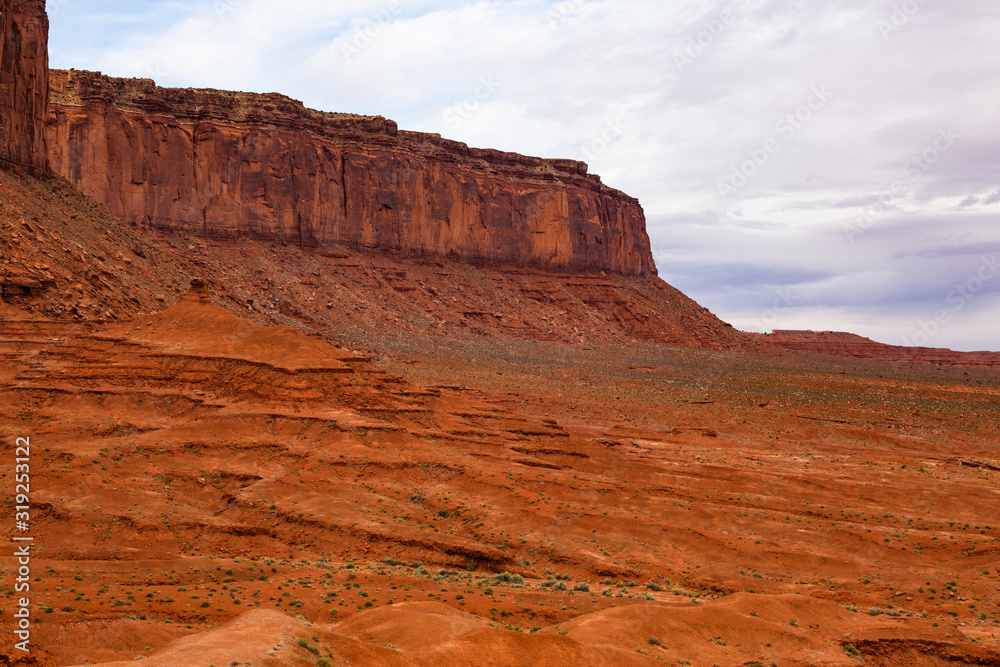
[
  {"left": 46, "top": 69, "right": 656, "bottom": 275},
  {"left": 0, "top": 0, "right": 48, "bottom": 173}
]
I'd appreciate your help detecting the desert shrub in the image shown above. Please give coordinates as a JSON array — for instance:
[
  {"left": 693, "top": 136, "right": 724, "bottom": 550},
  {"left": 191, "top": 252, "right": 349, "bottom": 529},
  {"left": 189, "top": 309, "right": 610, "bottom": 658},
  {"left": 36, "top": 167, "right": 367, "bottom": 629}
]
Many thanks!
[{"left": 297, "top": 638, "right": 319, "bottom": 655}]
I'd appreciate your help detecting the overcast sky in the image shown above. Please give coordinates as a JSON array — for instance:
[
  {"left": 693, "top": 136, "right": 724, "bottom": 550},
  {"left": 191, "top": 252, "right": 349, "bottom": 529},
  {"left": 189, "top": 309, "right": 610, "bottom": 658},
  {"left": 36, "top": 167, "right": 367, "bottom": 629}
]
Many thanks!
[{"left": 47, "top": 0, "right": 1000, "bottom": 351}]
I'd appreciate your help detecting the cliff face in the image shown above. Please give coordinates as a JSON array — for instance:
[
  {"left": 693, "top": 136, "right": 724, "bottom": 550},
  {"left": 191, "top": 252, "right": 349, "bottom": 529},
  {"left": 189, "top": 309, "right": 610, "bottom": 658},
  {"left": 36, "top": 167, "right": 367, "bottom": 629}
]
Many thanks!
[
  {"left": 0, "top": 0, "right": 48, "bottom": 173},
  {"left": 47, "top": 70, "right": 656, "bottom": 275}
]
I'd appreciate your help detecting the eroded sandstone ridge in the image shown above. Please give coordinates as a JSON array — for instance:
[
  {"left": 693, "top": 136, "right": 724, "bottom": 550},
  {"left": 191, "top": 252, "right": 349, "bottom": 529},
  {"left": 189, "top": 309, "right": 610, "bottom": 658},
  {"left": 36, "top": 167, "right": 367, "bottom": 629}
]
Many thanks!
[
  {"left": 766, "top": 329, "right": 1000, "bottom": 368},
  {"left": 0, "top": 0, "right": 48, "bottom": 173},
  {"left": 46, "top": 69, "right": 656, "bottom": 275}
]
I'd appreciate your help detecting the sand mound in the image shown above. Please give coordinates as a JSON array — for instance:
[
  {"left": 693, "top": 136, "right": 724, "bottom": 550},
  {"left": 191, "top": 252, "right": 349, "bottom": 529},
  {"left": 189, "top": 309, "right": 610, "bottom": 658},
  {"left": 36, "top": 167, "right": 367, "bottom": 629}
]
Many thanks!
[
  {"left": 69, "top": 593, "right": 986, "bottom": 667},
  {"left": 334, "top": 601, "right": 485, "bottom": 651},
  {"left": 69, "top": 609, "right": 405, "bottom": 667},
  {"left": 97, "top": 279, "right": 361, "bottom": 371}
]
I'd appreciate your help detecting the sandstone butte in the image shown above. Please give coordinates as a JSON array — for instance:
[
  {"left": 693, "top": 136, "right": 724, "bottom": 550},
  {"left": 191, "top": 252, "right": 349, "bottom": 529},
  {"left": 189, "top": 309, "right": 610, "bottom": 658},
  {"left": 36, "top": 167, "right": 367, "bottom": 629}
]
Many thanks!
[
  {"left": 45, "top": 68, "right": 656, "bottom": 276},
  {"left": 0, "top": 0, "right": 49, "bottom": 174},
  {"left": 4, "top": 3, "right": 1000, "bottom": 666}
]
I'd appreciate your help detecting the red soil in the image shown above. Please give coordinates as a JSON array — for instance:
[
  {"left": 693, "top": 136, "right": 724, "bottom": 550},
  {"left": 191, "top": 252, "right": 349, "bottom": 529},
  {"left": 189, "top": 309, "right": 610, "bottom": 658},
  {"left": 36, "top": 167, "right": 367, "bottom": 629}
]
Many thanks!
[
  {"left": 3, "top": 6, "right": 998, "bottom": 658},
  {"left": 2, "top": 276, "right": 999, "bottom": 666},
  {"left": 2, "top": 170, "right": 1000, "bottom": 666}
]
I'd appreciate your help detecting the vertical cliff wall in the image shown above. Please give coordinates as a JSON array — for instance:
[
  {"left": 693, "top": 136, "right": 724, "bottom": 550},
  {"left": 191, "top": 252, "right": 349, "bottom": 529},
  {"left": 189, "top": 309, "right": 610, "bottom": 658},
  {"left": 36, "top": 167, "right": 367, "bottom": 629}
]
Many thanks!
[
  {"left": 47, "top": 70, "right": 656, "bottom": 276},
  {"left": 0, "top": 0, "right": 48, "bottom": 173}
]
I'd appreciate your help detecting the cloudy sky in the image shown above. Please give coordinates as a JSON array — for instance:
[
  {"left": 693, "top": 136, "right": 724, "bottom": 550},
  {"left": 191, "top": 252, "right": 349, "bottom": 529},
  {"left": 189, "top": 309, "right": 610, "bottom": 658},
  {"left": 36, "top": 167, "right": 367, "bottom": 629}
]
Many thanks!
[{"left": 47, "top": 0, "right": 1000, "bottom": 351}]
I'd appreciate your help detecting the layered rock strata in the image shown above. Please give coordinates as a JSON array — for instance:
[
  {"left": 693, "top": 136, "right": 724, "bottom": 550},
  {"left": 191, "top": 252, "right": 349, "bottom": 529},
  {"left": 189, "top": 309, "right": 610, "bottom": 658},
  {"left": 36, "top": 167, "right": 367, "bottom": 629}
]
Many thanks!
[
  {"left": 767, "top": 330, "right": 1000, "bottom": 368},
  {"left": 47, "top": 69, "right": 656, "bottom": 275}
]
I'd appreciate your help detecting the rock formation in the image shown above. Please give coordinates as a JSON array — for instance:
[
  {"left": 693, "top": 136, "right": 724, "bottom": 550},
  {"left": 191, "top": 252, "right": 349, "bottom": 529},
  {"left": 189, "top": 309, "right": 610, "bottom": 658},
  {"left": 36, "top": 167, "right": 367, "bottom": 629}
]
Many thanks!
[
  {"left": 46, "top": 70, "right": 656, "bottom": 276},
  {"left": 766, "top": 329, "right": 1000, "bottom": 368},
  {"left": 0, "top": 0, "right": 48, "bottom": 173}
]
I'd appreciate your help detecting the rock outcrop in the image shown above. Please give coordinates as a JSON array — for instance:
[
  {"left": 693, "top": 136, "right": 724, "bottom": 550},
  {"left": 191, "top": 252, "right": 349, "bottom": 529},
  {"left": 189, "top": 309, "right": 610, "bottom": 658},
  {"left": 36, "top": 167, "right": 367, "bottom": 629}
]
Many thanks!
[
  {"left": 0, "top": 0, "right": 48, "bottom": 173},
  {"left": 766, "top": 329, "right": 1000, "bottom": 368},
  {"left": 46, "top": 69, "right": 656, "bottom": 275}
]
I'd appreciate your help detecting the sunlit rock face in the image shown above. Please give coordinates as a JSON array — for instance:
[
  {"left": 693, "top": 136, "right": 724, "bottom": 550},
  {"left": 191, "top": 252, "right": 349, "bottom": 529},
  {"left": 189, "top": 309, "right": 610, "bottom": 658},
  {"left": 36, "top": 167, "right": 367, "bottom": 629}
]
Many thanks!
[
  {"left": 47, "top": 69, "right": 656, "bottom": 276},
  {"left": 0, "top": 0, "right": 49, "bottom": 174}
]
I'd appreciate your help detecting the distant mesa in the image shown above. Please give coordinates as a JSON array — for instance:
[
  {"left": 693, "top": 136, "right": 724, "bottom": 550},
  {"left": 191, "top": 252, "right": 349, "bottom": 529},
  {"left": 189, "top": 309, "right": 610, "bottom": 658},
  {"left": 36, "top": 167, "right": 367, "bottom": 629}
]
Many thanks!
[{"left": 767, "top": 329, "right": 1000, "bottom": 368}]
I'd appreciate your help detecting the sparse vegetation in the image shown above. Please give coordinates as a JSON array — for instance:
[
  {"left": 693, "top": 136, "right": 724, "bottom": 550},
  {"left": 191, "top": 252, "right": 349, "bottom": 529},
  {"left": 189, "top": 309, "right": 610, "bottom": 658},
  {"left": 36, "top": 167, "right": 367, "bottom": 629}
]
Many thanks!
[{"left": 3, "top": 152, "right": 998, "bottom": 666}]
